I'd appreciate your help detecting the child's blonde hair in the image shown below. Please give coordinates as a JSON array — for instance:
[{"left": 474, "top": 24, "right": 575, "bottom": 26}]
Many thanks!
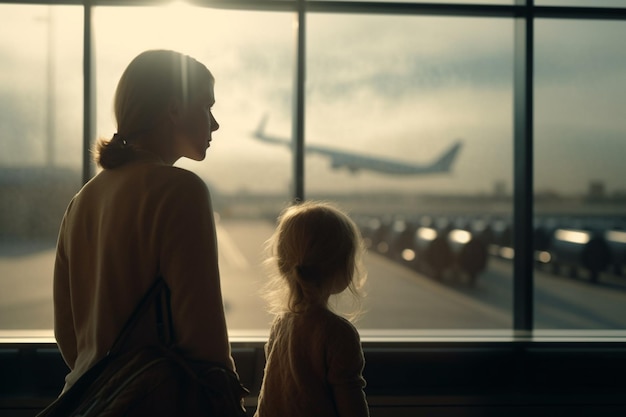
[{"left": 263, "top": 200, "right": 367, "bottom": 320}]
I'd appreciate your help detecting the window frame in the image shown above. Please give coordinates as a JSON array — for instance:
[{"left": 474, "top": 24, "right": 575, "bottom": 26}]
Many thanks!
[
  {"left": 2, "top": 0, "right": 626, "bottom": 334},
  {"left": 2, "top": 2, "right": 626, "bottom": 414}
]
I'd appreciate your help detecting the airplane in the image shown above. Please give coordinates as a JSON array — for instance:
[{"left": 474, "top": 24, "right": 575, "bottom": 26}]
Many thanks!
[{"left": 253, "top": 115, "right": 463, "bottom": 176}]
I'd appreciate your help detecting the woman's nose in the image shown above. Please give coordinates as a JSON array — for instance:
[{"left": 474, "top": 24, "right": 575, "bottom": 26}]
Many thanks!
[{"left": 211, "top": 113, "right": 220, "bottom": 132}]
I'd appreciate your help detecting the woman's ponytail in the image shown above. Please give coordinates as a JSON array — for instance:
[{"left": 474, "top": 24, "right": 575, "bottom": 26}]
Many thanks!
[{"left": 94, "top": 133, "right": 137, "bottom": 169}]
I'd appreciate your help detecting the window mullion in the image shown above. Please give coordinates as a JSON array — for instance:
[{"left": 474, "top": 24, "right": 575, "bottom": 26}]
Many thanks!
[
  {"left": 82, "top": 3, "right": 95, "bottom": 185},
  {"left": 292, "top": 0, "right": 306, "bottom": 202},
  {"left": 513, "top": 0, "right": 534, "bottom": 332}
]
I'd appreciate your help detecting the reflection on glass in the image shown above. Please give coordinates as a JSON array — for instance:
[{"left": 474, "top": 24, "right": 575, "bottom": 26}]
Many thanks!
[
  {"left": 535, "top": 19, "right": 626, "bottom": 330},
  {"left": 0, "top": 5, "right": 82, "bottom": 330},
  {"left": 307, "top": 14, "right": 514, "bottom": 330}
]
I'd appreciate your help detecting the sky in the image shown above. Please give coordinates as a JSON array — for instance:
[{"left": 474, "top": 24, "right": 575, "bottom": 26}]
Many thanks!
[{"left": 1, "top": 2, "right": 625, "bottom": 197}]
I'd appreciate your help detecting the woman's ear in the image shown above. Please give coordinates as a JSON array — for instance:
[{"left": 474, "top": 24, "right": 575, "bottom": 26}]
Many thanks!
[{"left": 167, "top": 98, "right": 184, "bottom": 124}]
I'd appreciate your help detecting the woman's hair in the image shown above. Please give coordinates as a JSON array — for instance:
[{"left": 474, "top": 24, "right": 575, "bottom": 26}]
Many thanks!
[
  {"left": 94, "top": 49, "right": 214, "bottom": 169},
  {"left": 263, "top": 200, "right": 367, "bottom": 320}
]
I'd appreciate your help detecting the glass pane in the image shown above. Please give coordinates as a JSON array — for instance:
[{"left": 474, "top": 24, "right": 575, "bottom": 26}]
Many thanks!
[
  {"left": 304, "top": 14, "right": 514, "bottom": 330},
  {"left": 94, "top": 5, "right": 294, "bottom": 331},
  {"left": 0, "top": 5, "right": 83, "bottom": 330},
  {"left": 535, "top": 19, "right": 626, "bottom": 330}
]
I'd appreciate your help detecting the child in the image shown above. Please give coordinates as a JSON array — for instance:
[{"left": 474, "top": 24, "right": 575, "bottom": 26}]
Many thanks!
[{"left": 255, "top": 201, "right": 370, "bottom": 417}]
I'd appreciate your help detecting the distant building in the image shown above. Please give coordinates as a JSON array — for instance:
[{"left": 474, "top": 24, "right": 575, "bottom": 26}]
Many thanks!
[
  {"left": 493, "top": 181, "right": 507, "bottom": 198},
  {"left": 0, "top": 166, "right": 80, "bottom": 240},
  {"left": 588, "top": 180, "right": 606, "bottom": 200}
]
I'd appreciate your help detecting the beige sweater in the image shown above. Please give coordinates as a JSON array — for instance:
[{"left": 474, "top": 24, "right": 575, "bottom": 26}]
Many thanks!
[
  {"left": 255, "top": 307, "right": 369, "bottom": 417},
  {"left": 53, "top": 156, "right": 234, "bottom": 391}
]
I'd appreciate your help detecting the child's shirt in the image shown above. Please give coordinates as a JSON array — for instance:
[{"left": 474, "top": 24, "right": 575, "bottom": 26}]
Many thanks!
[{"left": 255, "top": 306, "right": 369, "bottom": 417}]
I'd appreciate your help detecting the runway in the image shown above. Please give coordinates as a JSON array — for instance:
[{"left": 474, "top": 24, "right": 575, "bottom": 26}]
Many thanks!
[{"left": 1, "top": 218, "right": 625, "bottom": 331}]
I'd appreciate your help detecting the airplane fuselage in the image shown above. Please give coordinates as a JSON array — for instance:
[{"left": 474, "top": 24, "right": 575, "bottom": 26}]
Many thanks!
[{"left": 253, "top": 117, "right": 462, "bottom": 176}]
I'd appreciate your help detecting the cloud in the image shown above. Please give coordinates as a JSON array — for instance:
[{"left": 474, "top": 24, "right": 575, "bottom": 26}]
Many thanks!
[{"left": 1, "top": 4, "right": 624, "bottom": 196}]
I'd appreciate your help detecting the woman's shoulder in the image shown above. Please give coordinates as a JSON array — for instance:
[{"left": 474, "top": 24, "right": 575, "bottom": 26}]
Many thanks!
[
  {"left": 94, "top": 161, "right": 205, "bottom": 187},
  {"left": 148, "top": 164, "right": 205, "bottom": 185},
  {"left": 92, "top": 163, "right": 211, "bottom": 207},
  {"left": 133, "top": 164, "right": 209, "bottom": 197}
]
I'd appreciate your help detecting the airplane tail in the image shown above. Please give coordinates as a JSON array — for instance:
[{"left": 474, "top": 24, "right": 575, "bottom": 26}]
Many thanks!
[
  {"left": 254, "top": 114, "right": 269, "bottom": 139},
  {"left": 253, "top": 114, "right": 290, "bottom": 145},
  {"left": 431, "top": 142, "right": 462, "bottom": 172}
]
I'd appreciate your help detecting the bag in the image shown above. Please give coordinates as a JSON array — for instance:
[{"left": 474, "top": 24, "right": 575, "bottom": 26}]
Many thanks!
[{"left": 37, "top": 277, "right": 249, "bottom": 417}]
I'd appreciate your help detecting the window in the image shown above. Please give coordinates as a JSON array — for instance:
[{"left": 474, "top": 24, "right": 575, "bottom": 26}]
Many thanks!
[
  {"left": 0, "top": 4, "right": 82, "bottom": 330},
  {"left": 534, "top": 18, "right": 626, "bottom": 329},
  {"left": 306, "top": 13, "right": 515, "bottom": 329},
  {"left": 0, "top": 1, "right": 625, "bottom": 336}
]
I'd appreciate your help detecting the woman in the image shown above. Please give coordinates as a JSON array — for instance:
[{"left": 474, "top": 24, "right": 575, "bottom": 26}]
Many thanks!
[{"left": 53, "top": 49, "right": 235, "bottom": 395}]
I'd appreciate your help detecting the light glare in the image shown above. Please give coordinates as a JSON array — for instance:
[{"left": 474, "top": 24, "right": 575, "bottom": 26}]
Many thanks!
[
  {"left": 606, "top": 230, "right": 626, "bottom": 244},
  {"left": 417, "top": 227, "right": 437, "bottom": 241},
  {"left": 401, "top": 249, "right": 416, "bottom": 262},
  {"left": 449, "top": 229, "right": 471, "bottom": 244},
  {"left": 555, "top": 229, "right": 590, "bottom": 245}
]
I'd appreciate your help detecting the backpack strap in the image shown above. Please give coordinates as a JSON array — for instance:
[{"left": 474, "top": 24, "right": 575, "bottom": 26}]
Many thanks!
[{"left": 108, "top": 276, "right": 173, "bottom": 356}]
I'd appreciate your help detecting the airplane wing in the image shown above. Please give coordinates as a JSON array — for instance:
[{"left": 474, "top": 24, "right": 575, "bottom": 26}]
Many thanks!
[{"left": 253, "top": 115, "right": 462, "bottom": 176}]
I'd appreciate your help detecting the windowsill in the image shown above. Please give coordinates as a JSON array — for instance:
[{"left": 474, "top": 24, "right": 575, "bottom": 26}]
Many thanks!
[
  {"left": 1, "top": 329, "right": 625, "bottom": 413},
  {"left": 2, "top": 329, "right": 626, "bottom": 345}
]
